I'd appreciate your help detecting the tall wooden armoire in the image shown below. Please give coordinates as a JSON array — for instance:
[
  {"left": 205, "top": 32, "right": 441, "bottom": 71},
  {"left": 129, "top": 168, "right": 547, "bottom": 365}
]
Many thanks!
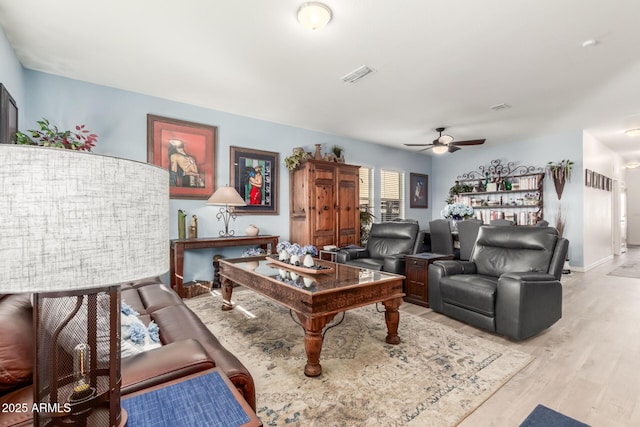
[{"left": 289, "top": 160, "right": 360, "bottom": 248}]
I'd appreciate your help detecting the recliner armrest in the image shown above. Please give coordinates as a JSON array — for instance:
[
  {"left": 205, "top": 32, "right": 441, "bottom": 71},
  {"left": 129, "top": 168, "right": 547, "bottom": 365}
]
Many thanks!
[
  {"left": 383, "top": 253, "right": 407, "bottom": 274},
  {"left": 121, "top": 338, "right": 215, "bottom": 395},
  {"left": 336, "top": 248, "right": 369, "bottom": 264},
  {"left": 501, "top": 271, "right": 556, "bottom": 282},
  {"left": 431, "top": 260, "right": 477, "bottom": 276},
  {"left": 496, "top": 272, "right": 562, "bottom": 340},
  {"left": 427, "top": 260, "right": 478, "bottom": 313}
]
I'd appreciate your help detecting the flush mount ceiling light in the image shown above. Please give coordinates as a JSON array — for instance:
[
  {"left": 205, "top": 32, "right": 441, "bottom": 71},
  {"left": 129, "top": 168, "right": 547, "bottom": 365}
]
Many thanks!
[
  {"left": 626, "top": 162, "right": 640, "bottom": 169},
  {"left": 625, "top": 128, "right": 640, "bottom": 137},
  {"left": 297, "top": 2, "right": 332, "bottom": 31}
]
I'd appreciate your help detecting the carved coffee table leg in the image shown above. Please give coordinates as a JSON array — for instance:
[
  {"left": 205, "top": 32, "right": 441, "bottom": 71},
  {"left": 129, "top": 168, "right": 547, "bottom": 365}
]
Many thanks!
[
  {"left": 295, "top": 313, "right": 336, "bottom": 377},
  {"left": 382, "top": 298, "right": 402, "bottom": 345},
  {"left": 221, "top": 277, "right": 234, "bottom": 311}
]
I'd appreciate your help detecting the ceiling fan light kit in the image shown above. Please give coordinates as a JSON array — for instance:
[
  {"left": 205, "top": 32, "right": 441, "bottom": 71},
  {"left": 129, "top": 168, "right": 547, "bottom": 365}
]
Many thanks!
[{"left": 432, "top": 145, "right": 448, "bottom": 154}]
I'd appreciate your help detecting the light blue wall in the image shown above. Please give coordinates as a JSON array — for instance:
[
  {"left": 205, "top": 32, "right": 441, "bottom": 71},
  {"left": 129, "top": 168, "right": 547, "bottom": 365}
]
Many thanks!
[
  {"left": 22, "top": 70, "right": 433, "bottom": 282},
  {"left": 432, "top": 132, "right": 584, "bottom": 267},
  {"left": 0, "top": 24, "right": 25, "bottom": 127}
]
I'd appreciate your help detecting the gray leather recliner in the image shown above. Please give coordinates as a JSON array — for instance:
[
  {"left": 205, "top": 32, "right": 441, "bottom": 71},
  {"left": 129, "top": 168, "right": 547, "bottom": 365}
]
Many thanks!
[
  {"left": 428, "top": 226, "right": 569, "bottom": 340},
  {"left": 336, "top": 220, "right": 424, "bottom": 274}
]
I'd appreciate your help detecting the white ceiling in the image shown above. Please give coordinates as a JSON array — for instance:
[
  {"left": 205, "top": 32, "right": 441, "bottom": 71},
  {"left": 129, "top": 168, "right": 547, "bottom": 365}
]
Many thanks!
[{"left": 1, "top": 0, "right": 640, "bottom": 161}]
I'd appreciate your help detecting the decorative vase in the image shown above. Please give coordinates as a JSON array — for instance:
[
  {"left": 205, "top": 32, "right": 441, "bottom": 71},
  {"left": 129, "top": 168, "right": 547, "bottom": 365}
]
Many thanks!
[
  {"left": 289, "top": 254, "right": 300, "bottom": 265},
  {"left": 290, "top": 272, "right": 299, "bottom": 281},
  {"left": 279, "top": 250, "right": 290, "bottom": 262},
  {"left": 303, "top": 277, "right": 314, "bottom": 288},
  {"left": 303, "top": 254, "right": 314, "bottom": 267},
  {"left": 246, "top": 224, "right": 259, "bottom": 236},
  {"left": 314, "top": 143, "right": 322, "bottom": 160},
  {"left": 178, "top": 210, "right": 186, "bottom": 239}
]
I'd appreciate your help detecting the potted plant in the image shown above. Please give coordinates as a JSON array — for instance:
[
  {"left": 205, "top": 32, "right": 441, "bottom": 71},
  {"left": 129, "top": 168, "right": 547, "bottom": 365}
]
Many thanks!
[
  {"left": 547, "top": 159, "right": 573, "bottom": 200},
  {"left": 359, "top": 207, "right": 375, "bottom": 245},
  {"left": 446, "top": 182, "right": 474, "bottom": 204},
  {"left": 285, "top": 147, "right": 311, "bottom": 171},
  {"left": 16, "top": 118, "right": 97, "bottom": 151}
]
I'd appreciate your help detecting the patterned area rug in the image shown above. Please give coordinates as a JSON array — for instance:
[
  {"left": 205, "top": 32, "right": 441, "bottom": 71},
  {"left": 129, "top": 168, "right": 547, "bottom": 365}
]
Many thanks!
[{"left": 185, "top": 291, "right": 533, "bottom": 427}]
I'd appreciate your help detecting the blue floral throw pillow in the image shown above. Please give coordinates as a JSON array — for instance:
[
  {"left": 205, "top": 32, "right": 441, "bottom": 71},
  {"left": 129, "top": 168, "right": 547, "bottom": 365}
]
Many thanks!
[{"left": 120, "top": 301, "right": 161, "bottom": 358}]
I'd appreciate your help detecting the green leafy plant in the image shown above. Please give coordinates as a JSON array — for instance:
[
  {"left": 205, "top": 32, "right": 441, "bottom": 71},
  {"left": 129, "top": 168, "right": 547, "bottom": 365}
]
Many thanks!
[
  {"left": 284, "top": 147, "right": 310, "bottom": 171},
  {"left": 332, "top": 145, "right": 343, "bottom": 157},
  {"left": 16, "top": 118, "right": 97, "bottom": 151},
  {"left": 359, "top": 207, "right": 375, "bottom": 245},
  {"left": 446, "top": 182, "right": 474, "bottom": 203}
]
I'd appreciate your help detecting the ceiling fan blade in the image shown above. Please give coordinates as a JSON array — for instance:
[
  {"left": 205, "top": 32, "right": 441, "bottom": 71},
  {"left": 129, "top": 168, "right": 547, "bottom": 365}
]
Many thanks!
[
  {"left": 404, "top": 143, "right": 433, "bottom": 147},
  {"left": 451, "top": 139, "right": 486, "bottom": 146},
  {"left": 418, "top": 146, "right": 434, "bottom": 152}
]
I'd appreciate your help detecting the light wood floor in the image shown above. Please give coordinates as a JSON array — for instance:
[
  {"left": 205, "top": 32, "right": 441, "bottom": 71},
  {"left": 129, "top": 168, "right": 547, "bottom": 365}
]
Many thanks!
[{"left": 400, "top": 247, "right": 640, "bottom": 427}]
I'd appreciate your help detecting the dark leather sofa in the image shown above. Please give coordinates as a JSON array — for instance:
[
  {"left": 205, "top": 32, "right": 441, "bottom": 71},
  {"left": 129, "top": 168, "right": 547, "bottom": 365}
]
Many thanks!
[
  {"left": 336, "top": 220, "right": 424, "bottom": 274},
  {"left": 0, "top": 277, "right": 255, "bottom": 426},
  {"left": 428, "top": 226, "right": 569, "bottom": 341}
]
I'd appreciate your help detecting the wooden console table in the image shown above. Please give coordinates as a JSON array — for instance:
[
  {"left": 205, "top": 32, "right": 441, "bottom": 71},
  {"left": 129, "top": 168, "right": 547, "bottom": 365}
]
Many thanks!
[{"left": 170, "top": 235, "right": 279, "bottom": 298}]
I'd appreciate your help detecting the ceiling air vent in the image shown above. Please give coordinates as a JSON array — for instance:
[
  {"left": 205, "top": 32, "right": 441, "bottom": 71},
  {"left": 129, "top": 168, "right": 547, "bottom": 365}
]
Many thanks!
[
  {"left": 341, "top": 65, "right": 376, "bottom": 84},
  {"left": 490, "top": 103, "right": 511, "bottom": 111}
]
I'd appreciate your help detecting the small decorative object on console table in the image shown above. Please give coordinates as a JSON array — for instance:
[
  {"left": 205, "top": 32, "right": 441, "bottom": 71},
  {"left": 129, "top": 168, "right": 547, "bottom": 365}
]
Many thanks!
[
  {"left": 189, "top": 214, "right": 198, "bottom": 239},
  {"left": 178, "top": 209, "right": 187, "bottom": 239},
  {"left": 246, "top": 224, "right": 260, "bottom": 236},
  {"left": 207, "top": 186, "right": 247, "bottom": 236}
]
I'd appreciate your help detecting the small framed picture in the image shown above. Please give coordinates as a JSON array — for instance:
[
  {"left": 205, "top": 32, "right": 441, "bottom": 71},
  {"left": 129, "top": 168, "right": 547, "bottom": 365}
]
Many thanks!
[
  {"left": 230, "top": 146, "right": 279, "bottom": 215},
  {"left": 409, "top": 173, "right": 428, "bottom": 208},
  {"left": 147, "top": 114, "right": 217, "bottom": 199}
]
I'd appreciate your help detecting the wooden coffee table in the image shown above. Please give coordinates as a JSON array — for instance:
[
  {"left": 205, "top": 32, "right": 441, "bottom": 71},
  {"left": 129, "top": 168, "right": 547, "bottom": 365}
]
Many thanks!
[{"left": 218, "top": 256, "right": 405, "bottom": 377}]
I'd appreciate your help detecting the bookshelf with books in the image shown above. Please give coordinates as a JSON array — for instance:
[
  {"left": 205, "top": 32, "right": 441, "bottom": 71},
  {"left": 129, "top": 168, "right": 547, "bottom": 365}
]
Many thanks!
[{"left": 451, "top": 160, "right": 545, "bottom": 225}]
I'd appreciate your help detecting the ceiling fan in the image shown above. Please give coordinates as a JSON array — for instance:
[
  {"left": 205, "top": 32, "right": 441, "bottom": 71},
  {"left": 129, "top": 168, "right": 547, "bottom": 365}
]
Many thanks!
[{"left": 405, "top": 127, "right": 486, "bottom": 154}]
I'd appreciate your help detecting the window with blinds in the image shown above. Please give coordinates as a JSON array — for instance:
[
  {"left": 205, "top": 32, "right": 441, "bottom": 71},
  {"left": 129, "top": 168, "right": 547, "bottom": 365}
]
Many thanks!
[
  {"left": 359, "top": 167, "right": 373, "bottom": 212},
  {"left": 380, "top": 169, "right": 404, "bottom": 221}
]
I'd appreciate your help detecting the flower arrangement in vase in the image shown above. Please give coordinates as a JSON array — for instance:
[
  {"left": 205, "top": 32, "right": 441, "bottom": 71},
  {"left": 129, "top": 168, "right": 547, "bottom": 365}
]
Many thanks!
[
  {"left": 441, "top": 203, "right": 474, "bottom": 220},
  {"left": 275, "top": 241, "right": 317, "bottom": 267}
]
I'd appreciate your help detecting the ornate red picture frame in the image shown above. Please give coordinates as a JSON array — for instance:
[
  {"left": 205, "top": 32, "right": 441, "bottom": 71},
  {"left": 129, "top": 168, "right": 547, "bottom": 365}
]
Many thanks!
[{"left": 147, "top": 114, "right": 216, "bottom": 199}]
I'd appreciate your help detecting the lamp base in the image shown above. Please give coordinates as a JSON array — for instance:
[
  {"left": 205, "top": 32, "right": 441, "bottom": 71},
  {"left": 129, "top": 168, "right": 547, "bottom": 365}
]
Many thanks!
[{"left": 33, "top": 286, "right": 122, "bottom": 427}]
